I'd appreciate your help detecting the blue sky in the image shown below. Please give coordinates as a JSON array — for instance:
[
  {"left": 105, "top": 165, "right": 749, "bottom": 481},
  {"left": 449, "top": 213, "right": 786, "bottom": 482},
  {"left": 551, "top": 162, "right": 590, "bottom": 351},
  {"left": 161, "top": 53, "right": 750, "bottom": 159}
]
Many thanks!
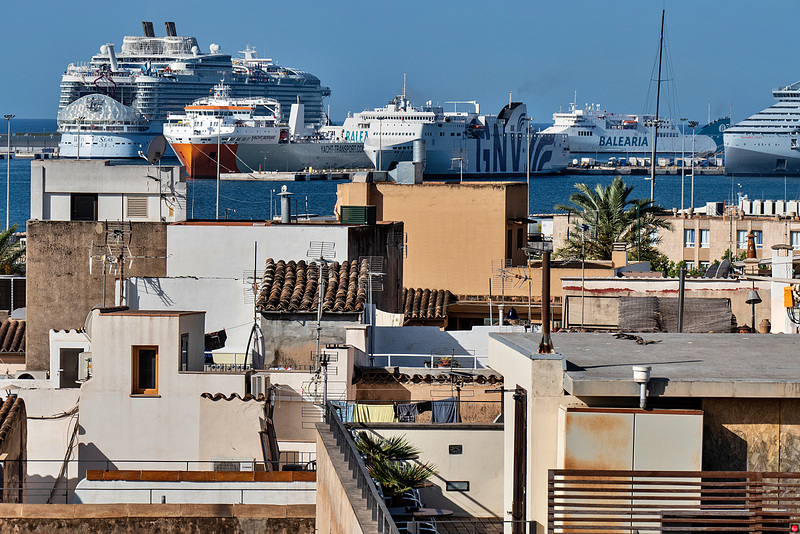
[{"left": 0, "top": 0, "right": 796, "bottom": 125}]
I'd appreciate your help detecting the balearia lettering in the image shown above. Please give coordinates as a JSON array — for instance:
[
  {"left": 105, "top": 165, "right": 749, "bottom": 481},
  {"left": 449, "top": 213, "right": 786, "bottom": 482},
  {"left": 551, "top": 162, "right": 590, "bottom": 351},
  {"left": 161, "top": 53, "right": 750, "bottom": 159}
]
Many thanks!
[
  {"left": 599, "top": 136, "right": 647, "bottom": 148},
  {"left": 345, "top": 130, "right": 368, "bottom": 142}
]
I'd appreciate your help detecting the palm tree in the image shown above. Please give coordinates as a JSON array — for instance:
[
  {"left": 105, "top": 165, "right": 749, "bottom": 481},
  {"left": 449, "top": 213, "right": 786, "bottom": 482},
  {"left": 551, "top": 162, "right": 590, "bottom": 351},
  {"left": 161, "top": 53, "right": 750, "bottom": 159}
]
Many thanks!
[
  {"left": 0, "top": 225, "right": 25, "bottom": 275},
  {"left": 356, "top": 431, "right": 437, "bottom": 505},
  {"left": 554, "top": 176, "right": 672, "bottom": 261}
]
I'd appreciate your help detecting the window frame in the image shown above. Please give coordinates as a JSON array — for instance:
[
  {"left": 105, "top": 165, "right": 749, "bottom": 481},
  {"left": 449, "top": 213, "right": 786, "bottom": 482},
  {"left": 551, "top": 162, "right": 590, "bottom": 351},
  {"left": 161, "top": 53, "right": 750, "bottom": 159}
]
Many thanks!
[
  {"left": 684, "top": 228, "right": 695, "bottom": 248},
  {"left": 699, "top": 229, "right": 710, "bottom": 249},
  {"left": 180, "top": 333, "right": 189, "bottom": 372},
  {"left": 132, "top": 345, "right": 159, "bottom": 396},
  {"left": 791, "top": 230, "right": 800, "bottom": 250}
]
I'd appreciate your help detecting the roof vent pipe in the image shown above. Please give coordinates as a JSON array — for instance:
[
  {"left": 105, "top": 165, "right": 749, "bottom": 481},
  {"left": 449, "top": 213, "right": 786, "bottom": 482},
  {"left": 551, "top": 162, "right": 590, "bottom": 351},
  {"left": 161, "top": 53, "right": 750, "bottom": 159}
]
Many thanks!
[
  {"left": 633, "top": 365, "right": 651, "bottom": 409},
  {"left": 278, "top": 185, "right": 293, "bottom": 223}
]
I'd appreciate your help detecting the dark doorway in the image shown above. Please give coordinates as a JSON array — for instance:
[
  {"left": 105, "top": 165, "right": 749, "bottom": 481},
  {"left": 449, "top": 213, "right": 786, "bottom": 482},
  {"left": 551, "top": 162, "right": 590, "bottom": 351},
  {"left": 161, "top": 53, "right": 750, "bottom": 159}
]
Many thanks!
[
  {"left": 71, "top": 194, "right": 98, "bottom": 221},
  {"left": 512, "top": 385, "right": 527, "bottom": 534}
]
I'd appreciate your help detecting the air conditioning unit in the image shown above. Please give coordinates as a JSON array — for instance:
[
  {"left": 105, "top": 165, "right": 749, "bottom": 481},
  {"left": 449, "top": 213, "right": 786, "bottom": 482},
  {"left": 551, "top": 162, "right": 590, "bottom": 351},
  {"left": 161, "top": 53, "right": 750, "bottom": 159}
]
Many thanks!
[
  {"left": 211, "top": 457, "right": 255, "bottom": 472},
  {"left": 77, "top": 352, "right": 92, "bottom": 382},
  {"left": 249, "top": 373, "right": 269, "bottom": 398}
]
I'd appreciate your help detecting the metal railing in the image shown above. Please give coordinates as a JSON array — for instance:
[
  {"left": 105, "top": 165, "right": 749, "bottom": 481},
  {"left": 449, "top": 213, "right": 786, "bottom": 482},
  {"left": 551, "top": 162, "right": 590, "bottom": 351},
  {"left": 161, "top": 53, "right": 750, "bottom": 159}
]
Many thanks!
[
  {"left": 369, "top": 352, "right": 485, "bottom": 369},
  {"left": 549, "top": 469, "right": 800, "bottom": 533},
  {"left": 323, "top": 400, "right": 400, "bottom": 534},
  {"left": 20, "top": 456, "right": 317, "bottom": 504}
]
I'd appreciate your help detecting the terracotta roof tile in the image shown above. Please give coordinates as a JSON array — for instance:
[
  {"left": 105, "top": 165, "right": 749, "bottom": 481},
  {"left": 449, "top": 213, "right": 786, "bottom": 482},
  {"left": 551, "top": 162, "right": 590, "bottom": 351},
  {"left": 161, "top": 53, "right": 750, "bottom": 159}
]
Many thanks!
[
  {"left": 402, "top": 288, "right": 454, "bottom": 320},
  {"left": 0, "top": 320, "right": 25, "bottom": 353},
  {"left": 256, "top": 259, "right": 367, "bottom": 314},
  {"left": 0, "top": 396, "right": 24, "bottom": 443}
]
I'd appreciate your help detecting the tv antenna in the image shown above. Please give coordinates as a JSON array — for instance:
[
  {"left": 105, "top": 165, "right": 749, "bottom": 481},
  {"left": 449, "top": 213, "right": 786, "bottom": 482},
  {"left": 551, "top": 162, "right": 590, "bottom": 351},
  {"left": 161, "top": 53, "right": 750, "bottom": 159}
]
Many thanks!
[
  {"left": 243, "top": 242, "right": 265, "bottom": 369},
  {"left": 308, "top": 241, "right": 335, "bottom": 371},
  {"left": 138, "top": 135, "right": 168, "bottom": 221},
  {"left": 89, "top": 221, "right": 133, "bottom": 307},
  {"left": 360, "top": 256, "right": 385, "bottom": 366},
  {"left": 491, "top": 259, "right": 512, "bottom": 326}
]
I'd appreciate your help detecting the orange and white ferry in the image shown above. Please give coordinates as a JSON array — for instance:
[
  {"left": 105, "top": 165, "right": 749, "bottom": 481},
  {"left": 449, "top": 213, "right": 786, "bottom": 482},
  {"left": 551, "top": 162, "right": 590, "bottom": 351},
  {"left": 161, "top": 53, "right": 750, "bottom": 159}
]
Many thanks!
[{"left": 164, "top": 82, "right": 286, "bottom": 177}]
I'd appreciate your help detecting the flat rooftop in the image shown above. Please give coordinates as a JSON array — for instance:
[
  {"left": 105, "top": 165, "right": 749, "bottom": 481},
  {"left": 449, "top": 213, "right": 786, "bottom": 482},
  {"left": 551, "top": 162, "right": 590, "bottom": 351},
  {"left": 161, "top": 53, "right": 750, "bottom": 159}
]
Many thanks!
[{"left": 491, "top": 332, "right": 800, "bottom": 398}]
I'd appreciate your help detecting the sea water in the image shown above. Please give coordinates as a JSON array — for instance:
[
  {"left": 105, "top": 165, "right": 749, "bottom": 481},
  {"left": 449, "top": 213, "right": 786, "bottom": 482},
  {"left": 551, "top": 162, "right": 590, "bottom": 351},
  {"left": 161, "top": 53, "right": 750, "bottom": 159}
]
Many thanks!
[{"left": 6, "top": 156, "right": 800, "bottom": 232}]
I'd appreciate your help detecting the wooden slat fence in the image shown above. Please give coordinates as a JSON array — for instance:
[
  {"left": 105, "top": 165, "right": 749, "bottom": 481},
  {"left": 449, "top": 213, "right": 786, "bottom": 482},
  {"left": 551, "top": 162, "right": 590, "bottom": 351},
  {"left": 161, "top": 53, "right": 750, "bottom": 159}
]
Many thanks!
[{"left": 549, "top": 469, "right": 800, "bottom": 533}]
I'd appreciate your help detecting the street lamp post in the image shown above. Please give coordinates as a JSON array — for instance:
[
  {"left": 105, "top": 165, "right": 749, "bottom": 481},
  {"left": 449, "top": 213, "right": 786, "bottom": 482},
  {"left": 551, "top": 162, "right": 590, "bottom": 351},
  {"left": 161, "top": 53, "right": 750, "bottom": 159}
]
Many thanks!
[
  {"left": 579, "top": 224, "right": 589, "bottom": 329},
  {"left": 525, "top": 117, "right": 532, "bottom": 218},
  {"left": 680, "top": 118, "right": 687, "bottom": 211},
  {"left": 76, "top": 116, "right": 85, "bottom": 160},
  {"left": 4, "top": 115, "right": 13, "bottom": 230},
  {"left": 215, "top": 115, "right": 222, "bottom": 220},
  {"left": 688, "top": 120, "right": 698, "bottom": 210}
]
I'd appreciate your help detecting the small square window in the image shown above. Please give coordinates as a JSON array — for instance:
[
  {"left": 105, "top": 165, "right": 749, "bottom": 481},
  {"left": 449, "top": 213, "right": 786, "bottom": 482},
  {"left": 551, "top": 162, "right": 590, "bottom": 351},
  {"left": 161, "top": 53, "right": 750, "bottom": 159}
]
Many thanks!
[{"left": 132, "top": 346, "right": 158, "bottom": 395}]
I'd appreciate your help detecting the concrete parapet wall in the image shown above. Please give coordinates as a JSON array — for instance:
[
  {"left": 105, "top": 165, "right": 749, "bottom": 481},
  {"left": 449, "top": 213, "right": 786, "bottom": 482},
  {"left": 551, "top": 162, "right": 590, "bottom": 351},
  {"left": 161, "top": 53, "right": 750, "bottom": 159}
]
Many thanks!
[{"left": 0, "top": 503, "right": 314, "bottom": 533}]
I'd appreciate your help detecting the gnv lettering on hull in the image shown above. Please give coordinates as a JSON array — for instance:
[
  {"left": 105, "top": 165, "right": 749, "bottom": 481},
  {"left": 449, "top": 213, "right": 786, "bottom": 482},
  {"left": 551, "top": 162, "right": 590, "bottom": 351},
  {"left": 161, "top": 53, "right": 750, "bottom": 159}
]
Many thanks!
[{"left": 598, "top": 136, "right": 648, "bottom": 147}]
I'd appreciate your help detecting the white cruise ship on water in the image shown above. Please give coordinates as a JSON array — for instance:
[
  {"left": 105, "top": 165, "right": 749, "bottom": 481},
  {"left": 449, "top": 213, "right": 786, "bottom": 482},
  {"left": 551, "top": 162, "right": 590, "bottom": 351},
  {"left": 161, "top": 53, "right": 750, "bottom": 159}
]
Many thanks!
[
  {"left": 724, "top": 81, "right": 800, "bottom": 176},
  {"left": 541, "top": 101, "right": 716, "bottom": 161},
  {"left": 164, "top": 84, "right": 370, "bottom": 177},
  {"left": 58, "top": 21, "right": 330, "bottom": 158},
  {"left": 363, "top": 94, "right": 569, "bottom": 177}
]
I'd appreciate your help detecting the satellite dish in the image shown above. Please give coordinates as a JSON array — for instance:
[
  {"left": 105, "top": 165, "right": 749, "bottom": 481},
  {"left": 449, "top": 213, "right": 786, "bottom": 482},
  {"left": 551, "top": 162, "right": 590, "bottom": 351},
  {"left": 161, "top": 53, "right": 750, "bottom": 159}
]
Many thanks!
[
  {"left": 210, "top": 43, "right": 220, "bottom": 54},
  {"left": 143, "top": 135, "right": 167, "bottom": 164}
]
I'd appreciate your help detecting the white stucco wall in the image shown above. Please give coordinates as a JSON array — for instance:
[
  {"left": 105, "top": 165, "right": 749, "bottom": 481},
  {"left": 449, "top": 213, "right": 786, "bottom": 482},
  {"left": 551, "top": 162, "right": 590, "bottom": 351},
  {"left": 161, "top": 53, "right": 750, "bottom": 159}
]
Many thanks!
[
  {"left": 165, "top": 224, "right": 350, "bottom": 278},
  {"left": 125, "top": 277, "right": 255, "bottom": 354},
  {"left": 30, "top": 160, "right": 186, "bottom": 222},
  {"left": 359, "top": 426, "right": 504, "bottom": 517},
  {"left": 72, "top": 479, "right": 316, "bottom": 504},
  {"left": 79, "top": 310, "right": 254, "bottom": 469}
]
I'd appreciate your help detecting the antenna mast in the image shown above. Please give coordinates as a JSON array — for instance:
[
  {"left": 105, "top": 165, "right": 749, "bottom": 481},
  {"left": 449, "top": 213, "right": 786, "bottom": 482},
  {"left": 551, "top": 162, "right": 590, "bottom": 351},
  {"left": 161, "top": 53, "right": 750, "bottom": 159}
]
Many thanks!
[{"left": 649, "top": 9, "right": 665, "bottom": 202}]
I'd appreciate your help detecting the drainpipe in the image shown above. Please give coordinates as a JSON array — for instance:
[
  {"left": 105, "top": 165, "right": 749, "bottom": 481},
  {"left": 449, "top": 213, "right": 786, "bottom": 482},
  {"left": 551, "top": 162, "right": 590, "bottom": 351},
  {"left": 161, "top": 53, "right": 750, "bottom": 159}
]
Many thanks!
[
  {"left": 633, "top": 365, "right": 651, "bottom": 409},
  {"left": 677, "top": 266, "right": 686, "bottom": 332}
]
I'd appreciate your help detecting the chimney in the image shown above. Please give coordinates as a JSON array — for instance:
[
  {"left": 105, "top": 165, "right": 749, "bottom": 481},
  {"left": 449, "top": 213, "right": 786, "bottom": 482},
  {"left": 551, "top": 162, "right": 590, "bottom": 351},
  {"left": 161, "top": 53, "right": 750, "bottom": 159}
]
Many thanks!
[
  {"left": 278, "top": 185, "right": 293, "bottom": 223},
  {"left": 611, "top": 242, "right": 628, "bottom": 268},
  {"left": 142, "top": 21, "right": 155, "bottom": 38},
  {"left": 164, "top": 22, "right": 177, "bottom": 37}
]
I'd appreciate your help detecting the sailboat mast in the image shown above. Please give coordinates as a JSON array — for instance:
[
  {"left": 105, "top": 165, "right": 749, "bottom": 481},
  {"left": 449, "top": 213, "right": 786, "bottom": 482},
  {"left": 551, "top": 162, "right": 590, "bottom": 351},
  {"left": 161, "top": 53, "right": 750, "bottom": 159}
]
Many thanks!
[{"left": 650, "top": 9, "right": 664, "bottom": 201}]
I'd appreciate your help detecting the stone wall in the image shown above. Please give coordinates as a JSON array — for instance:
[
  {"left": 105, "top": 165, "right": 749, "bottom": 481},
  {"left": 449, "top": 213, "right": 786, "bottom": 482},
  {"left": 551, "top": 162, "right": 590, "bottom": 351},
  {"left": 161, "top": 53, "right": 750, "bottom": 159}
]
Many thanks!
[
  {"left": 703, "top": 398, "right": 800, "bottom": 471},
  {"left": 25, "top": 221, "right": 167, "bottom": 370},
  {"left": 0, "top": 503, "right": 314, "bottom": 534}
]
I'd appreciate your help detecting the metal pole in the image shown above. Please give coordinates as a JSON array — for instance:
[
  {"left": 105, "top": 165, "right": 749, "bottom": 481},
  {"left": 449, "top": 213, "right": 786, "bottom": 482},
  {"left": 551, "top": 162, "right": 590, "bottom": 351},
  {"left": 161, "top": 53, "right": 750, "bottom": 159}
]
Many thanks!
[
  {"left": 538, "top": 251, "right": 553, "bottom": 353},
  {"left": 680, "top": 118, "right": 686, "bottom": 211},
  {"left": 4, "top": 115, "right": 12, "bottom": 230},
  {"left": 691, "top": 125, "right": 696, "bottom": 210},
  {"left": 677, "top": 266, "right": 686, "bottom": 332},
  {"left": 581, "top": 227, "right": 585, "bottom": 330},
  {"left": 526, "top": 118, "right": 530, "bottom": 214},
  {"left": 649, "top": 9, "right": 665, "bottom": 202},
  {"left": 216, "top": 116, "right": 221, "bottom": 220}
]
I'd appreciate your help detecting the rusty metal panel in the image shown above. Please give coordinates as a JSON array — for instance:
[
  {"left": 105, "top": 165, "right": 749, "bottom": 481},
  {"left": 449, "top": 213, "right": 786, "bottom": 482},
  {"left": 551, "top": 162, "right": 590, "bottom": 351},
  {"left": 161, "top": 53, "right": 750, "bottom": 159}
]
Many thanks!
[{"left": 561, "top": 410, "right": 633, "bottom": 470}]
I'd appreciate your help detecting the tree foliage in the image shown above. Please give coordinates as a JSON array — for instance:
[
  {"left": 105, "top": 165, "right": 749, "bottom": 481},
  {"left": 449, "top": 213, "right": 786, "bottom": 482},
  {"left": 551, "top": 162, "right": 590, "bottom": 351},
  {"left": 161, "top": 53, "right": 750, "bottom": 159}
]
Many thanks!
[
  {"left": 356, "top": 431, "right": 437, "bottom": 501},
  {"left": 554, "top": 176, "right": 672, "bottom": 262},
  {"left": 0, "top": 225, "right": 25, "bottom": 275}
]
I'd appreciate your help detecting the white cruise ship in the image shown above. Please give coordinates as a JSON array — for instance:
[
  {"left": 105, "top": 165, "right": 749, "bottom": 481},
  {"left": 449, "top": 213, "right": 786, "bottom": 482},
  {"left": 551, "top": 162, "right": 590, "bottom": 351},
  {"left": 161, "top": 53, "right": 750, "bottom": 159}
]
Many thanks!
[
  {"left": 541, "top": 101, "right": 716, "bottom": 161},
  {"left": 363, "top": 94, "right": 569, "bottom": 177},
  {"left": 724, "top": 82, "right": 800, "bottom": 175},
  {"left": 58, "top": 21, "right": 330, "bottom": 158}
]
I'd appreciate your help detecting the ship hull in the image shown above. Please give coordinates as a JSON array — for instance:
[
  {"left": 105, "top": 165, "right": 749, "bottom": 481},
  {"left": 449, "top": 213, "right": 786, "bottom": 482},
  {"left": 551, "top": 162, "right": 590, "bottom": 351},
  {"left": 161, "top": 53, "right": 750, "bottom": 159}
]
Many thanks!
[
  {"left": 724, "top": 134, "right": 800, "bottom": 176},
  {"left": 366, "top": 133, "right": 569, "bottom": 176},
  {"left": 171, "top": 140, "right": 370, "bottom": 177},
  {"left": 58, "top": 132, "right": 156, "bottom": 159}
]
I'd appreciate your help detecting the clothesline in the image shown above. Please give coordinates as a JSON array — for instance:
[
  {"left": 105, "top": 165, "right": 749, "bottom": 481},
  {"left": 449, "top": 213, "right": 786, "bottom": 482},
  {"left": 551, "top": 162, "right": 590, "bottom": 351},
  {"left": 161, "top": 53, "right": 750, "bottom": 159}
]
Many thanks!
[{"left": 332, "top": 399, "right": 461, "bottom": 424}]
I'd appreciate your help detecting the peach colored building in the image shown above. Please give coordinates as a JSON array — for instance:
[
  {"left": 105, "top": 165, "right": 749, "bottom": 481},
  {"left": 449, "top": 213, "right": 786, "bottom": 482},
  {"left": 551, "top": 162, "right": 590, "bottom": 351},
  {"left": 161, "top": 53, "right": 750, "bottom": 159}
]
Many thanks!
[{"left": 336, "top": 182, "right": 644, "bottom": 328}]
